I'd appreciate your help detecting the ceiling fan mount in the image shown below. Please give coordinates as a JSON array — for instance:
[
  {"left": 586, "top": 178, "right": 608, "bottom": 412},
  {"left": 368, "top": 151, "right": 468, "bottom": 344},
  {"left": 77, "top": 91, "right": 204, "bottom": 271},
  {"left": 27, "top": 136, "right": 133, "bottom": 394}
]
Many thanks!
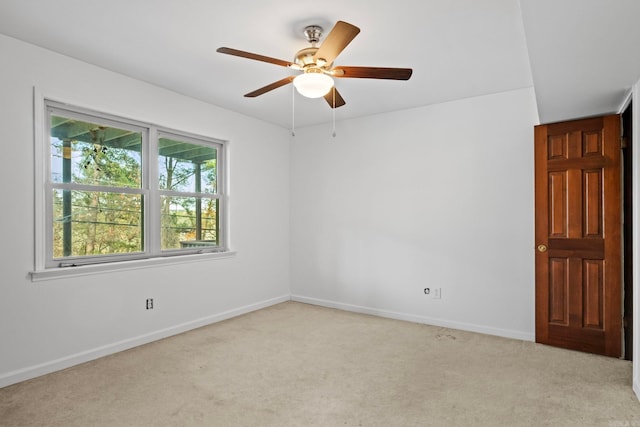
[
  {"left": 216, "top": 21, "right": 413, "bottom": 108},
  {"left": 303, "top": 25, "right": 323, "bottom": 46}
]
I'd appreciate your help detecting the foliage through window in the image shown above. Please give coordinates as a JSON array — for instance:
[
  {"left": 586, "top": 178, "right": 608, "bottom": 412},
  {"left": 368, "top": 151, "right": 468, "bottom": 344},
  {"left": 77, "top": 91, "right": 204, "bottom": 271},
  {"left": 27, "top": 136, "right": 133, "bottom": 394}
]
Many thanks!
[
  {"left": 158, "top": 134, "right": 219, "bottom": 250},
  {"left": 45, "top": 101, "right": 226, "bottom": 268}
]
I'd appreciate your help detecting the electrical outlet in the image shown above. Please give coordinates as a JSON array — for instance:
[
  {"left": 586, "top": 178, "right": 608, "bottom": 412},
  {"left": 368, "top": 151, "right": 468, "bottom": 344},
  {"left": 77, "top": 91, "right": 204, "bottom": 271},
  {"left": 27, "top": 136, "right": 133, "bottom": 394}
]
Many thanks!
[
  {"left": 146, "top": 298, "right": 154, "bottom": 310},
  {"left": 433, "top": 288, "right": 441, "bottom": 299}
]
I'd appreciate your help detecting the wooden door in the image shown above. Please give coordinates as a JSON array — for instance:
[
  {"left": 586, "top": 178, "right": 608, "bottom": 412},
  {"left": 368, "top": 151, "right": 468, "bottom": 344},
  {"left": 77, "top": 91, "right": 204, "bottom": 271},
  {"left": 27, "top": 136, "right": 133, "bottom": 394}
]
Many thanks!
[{"left": 534, "top": 114, "right": 622, "bottom": 357}]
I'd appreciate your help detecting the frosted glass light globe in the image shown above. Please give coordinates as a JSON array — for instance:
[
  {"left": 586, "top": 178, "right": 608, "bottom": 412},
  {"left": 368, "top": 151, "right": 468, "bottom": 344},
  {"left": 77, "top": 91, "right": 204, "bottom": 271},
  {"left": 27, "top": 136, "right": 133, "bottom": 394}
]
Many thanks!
[{"left": 293, "top": 72, "right": 334, "bottom": 98}]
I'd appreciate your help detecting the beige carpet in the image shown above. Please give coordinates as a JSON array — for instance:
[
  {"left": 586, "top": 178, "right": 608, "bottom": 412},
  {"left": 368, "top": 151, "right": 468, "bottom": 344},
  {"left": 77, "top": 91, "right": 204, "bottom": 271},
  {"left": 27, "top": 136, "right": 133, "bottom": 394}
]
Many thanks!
[{"left": 1, "top": 301, "right": 639, "bottom": 426}]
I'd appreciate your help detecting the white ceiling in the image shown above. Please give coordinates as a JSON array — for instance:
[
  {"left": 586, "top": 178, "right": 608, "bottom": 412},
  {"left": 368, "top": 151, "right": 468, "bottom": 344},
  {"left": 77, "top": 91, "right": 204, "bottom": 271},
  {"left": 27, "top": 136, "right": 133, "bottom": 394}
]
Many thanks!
[{"left": 1, "top": 0, "right": 639, "bottom": 128}]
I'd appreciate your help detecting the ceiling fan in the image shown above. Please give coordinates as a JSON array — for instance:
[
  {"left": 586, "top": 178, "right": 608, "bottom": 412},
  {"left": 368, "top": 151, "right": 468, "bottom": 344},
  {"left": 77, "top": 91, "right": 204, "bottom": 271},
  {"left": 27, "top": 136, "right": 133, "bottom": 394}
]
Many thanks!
[{"left": 216, "top": 21, "right": 413, "bottom": 108}]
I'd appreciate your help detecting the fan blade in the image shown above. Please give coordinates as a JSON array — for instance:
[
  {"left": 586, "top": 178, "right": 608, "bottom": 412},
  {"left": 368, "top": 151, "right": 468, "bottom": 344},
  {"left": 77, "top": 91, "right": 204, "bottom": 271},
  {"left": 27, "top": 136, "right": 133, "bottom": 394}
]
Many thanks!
[
  {"left": 332, "top": 66, "right": 413, "bottom": 80},
  {"left": 217, "top": 47, "right": 294, "bottom": 68},
  {"left": 244, "top": 76, "right": 294, "bottom": 97},
  {"left": 313, "top": 21, "right": 360, "bottom": 65},
  {"left": 323, "top": 87, "right": 346, "bottom": 108}
]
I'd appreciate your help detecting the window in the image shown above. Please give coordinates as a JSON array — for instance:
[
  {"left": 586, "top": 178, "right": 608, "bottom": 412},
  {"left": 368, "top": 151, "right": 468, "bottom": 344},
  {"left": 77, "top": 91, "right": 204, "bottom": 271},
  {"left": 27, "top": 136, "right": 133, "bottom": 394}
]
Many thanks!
[{"left": 38, "top": 100, "right": 227, "bottom": 272}]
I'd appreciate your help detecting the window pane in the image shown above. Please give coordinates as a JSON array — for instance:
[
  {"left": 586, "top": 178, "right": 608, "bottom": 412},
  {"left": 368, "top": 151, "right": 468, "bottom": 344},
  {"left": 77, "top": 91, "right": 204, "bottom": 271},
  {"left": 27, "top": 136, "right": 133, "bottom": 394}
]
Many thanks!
[
  {"left": 51, "top": 115, "right": 142, "bottom": 188},
  {"left": 158, "top": 137, "right": 217, "bottom": 194},
  {"left": 53, "top": 189, "right": 143, "bottom": 258},
  {"left": 161, "top": 196, "right": 218, "bottom": 250}
]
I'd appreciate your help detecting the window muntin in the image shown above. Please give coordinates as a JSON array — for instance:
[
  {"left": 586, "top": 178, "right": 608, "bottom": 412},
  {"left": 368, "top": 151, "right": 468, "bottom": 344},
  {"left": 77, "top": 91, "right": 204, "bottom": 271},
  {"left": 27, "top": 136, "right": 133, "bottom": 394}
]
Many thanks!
[{"left": 44, "top": 102, "right": 226, "bottom": 269}]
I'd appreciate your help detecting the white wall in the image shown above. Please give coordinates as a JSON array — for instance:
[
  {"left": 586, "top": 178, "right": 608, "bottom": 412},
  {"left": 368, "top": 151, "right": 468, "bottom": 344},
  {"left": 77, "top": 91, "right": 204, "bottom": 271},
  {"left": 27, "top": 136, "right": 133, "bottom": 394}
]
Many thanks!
[
  {"left": 0, "top": 34, "right": 291, "bottom": 387},
  {"left": 290, "top": 87, "right": 539, "bottom": 340}
]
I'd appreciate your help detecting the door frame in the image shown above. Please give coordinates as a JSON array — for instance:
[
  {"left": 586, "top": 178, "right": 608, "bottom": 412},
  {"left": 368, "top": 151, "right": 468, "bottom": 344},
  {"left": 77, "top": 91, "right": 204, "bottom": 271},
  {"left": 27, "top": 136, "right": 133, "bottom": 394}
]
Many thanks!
[
  {"left": 622, "top": 100, "right": 633, "bottom": 360},
  {"left": 628, "top": 83, "right": 640, "bottom": 400}
]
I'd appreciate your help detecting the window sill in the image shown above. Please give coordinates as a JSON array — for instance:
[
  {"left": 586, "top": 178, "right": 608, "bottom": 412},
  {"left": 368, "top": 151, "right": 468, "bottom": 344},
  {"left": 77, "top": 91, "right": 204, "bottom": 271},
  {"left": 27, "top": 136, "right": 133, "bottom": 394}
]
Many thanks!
[{"left": 30, "top": 251, "right": 237, "bottom": 282}]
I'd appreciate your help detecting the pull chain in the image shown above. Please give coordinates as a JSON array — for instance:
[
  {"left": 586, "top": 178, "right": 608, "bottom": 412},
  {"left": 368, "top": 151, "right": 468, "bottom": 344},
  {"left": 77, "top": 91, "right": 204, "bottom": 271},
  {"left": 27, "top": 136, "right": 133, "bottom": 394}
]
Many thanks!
[
  {"left": 291, "top": 84, "right": 295, "bottom": 137},
  {"left": 332, "top": 86, "right": 336, "bottom": 137}
]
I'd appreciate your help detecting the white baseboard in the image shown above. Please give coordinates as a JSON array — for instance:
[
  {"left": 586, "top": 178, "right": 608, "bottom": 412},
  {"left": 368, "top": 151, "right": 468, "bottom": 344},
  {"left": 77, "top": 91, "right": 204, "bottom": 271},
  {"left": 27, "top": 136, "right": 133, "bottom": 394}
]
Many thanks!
[
  {"left": 634, "top": 379, "right": 640, "bottom": 402},
  {"left": 291, "top": 294, "right": 534, "bottom": 342},
  {"left": 0, "top": 294, "right": 290, "bottom": 388}
]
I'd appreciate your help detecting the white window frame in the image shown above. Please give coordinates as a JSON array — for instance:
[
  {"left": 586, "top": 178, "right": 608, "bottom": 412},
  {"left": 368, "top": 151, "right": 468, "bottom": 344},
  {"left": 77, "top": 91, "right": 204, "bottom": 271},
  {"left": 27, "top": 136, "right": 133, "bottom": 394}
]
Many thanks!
[{"left": 32, "top": 90, "right": 233, "bottom": 281}]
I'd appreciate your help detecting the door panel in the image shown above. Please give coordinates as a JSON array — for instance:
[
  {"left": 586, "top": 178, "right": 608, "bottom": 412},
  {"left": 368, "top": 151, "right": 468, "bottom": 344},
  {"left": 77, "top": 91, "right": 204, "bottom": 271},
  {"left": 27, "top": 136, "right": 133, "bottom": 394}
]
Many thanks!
[
  {"left": 535, "top": 114, "right": 621, "bottom": 357},
  {"left": 582, "top": 259, "right": 603, "bottom": 329},
  {"left": 549, "top": 172, "right": 567, "bottom": 237},
  {"left": 584, "top": 170, "right": 602, "bottom": 237},
  {"left": 548, "top": 257, "right": 568, "bottom": 324}
]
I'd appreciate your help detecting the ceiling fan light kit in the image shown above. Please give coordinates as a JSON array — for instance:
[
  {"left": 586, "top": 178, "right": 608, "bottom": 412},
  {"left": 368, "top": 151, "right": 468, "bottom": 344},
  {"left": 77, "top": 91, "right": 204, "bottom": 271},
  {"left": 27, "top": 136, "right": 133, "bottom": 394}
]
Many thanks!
[
  {"left": 293, "top": 71, "right": 334, "bottom": 98},
  {"left": 216, "top": 20, "right": 412, "bottom": 108}
]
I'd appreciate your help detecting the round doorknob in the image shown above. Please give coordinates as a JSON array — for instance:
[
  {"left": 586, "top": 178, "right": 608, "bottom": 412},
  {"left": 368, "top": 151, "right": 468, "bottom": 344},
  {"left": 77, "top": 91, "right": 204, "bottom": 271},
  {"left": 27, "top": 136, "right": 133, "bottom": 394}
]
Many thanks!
[{"left": 537, "top": 244, "right": 547, "bottom": 253}]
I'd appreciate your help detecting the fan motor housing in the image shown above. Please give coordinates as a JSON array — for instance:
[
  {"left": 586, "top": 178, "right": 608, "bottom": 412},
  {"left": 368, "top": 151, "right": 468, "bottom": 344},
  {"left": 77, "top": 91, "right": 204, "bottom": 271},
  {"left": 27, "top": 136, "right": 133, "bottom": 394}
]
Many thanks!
[
  {"left": 294, "top": 47, "right": 331, "bottom": 69},
  {"left": 295, "top": 47, "right": 318, "bottom": 67}
]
